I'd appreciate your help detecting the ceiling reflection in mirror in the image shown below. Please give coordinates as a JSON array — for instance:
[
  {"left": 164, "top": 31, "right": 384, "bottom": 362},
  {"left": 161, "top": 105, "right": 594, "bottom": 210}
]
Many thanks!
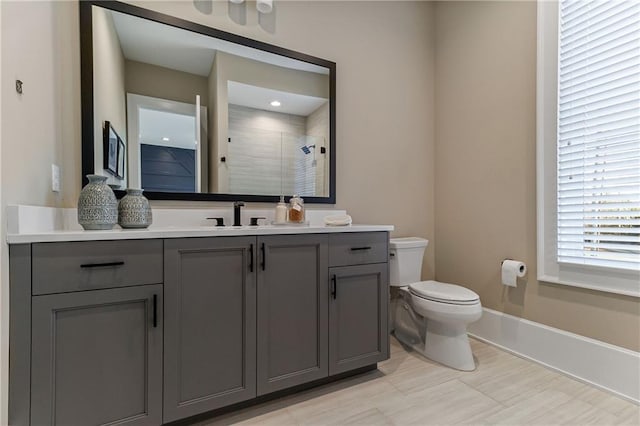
[{"left": 87, "top": 3, "right": 333, "bottom": 201}]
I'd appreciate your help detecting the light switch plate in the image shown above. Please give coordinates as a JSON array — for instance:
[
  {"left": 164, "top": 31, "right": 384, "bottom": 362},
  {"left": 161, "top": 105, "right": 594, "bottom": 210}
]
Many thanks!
[{"left": 51, "top": 164, "right": 60, "bottom": 192}]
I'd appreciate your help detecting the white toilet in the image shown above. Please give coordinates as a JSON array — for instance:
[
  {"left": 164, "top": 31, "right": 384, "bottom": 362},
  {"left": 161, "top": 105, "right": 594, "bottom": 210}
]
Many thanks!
[{"left": 390, "top": 237, "right": 482, "bottom": 371}]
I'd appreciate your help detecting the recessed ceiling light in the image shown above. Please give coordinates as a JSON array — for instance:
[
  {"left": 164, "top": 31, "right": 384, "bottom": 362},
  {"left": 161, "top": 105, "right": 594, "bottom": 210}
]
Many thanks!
[
  {"left": 270, "top": 100, "right": 281, "bottom": 107},
  {"left": 162, "top": 137, "right": 170, "bottom": 141}
]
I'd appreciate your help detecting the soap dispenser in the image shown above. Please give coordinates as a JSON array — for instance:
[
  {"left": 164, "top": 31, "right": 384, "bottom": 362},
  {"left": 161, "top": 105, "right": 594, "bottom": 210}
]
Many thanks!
[
  {"left": 275, "top": 195, "right": 287, "bottom": 224},
  {"left": 288, "top": 194, "right": 305, "bottom": 223}
]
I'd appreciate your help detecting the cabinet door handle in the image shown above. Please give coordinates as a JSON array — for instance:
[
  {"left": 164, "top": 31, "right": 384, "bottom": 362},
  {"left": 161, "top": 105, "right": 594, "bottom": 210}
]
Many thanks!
[
  {"left": 80, "top": 261, "right": 125, "bottom": 268},
  {"left": 350, "top": 246, "right": 372, "bottom": 251},
  {"left": 249, "top": 244, "right": 254, "bottom": 272},
  {"left": 152, "top": 294, "right": 158, "bottom": 328},
  {"left": 260, "top": 243, "right": 266, "bottom": 271},
  {"left": 331, "top": 275, "right": 337, "bottom": 299}
]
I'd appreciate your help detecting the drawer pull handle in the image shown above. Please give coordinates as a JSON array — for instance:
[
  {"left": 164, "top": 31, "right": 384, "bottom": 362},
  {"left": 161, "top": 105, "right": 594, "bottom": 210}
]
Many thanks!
[
  {"left": 249, "top": 244, "right": 254, "bottom": 272},
  {"left": 350, "top": 246, "right": 372, "bottom": 251},
  {"left": 80, "top": 261, "right": 125, "bottom": 268},
  {"left": 331, "top": 275, "right": 337, "bottom": 299},
  {"left": 153, "top": 294, "right": 158, "bottom": 328}
]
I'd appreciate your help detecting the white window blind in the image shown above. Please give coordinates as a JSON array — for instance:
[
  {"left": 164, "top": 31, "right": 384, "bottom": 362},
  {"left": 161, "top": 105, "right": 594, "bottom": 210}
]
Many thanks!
[{"left": 557, "top": 0, "right": 640, "bottom": 271}]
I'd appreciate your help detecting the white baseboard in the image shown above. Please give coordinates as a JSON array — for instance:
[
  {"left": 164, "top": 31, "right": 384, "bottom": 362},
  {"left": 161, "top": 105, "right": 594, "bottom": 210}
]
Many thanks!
[{"left": 468, "top": 307, "right": 640, "bottom": 404}]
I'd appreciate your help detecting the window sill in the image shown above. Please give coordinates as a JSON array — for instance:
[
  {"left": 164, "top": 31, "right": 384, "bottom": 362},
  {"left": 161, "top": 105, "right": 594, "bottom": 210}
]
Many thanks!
[{"left": 538, "top": 274, "right": 640, "bottom": 299}]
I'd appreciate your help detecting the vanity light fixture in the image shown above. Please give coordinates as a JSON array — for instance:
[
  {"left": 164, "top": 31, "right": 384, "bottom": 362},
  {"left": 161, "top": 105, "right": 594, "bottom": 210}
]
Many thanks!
[
  {"left": 162, "top": 137, "right": 170, "bottom": 141},
  {"left": 270, "top": 100, "right": 281, "bottom": 107},
  {"left": 257, "top": 0, "right": 273, "bottom": 14}
]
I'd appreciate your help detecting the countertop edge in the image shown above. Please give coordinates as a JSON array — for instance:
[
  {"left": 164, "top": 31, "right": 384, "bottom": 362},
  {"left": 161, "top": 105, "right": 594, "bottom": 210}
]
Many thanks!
[{"left": 6, "top": 225, "right": 394, "bottom": 244}]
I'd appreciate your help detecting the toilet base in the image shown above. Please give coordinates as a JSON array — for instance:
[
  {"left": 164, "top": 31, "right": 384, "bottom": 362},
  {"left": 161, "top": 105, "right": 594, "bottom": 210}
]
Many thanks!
[
  {"left": 419, "top": 320, "right": 476, "bottom": 371},
  {"left": 392, "top": 293, "right": 477, "bottom": 371}
]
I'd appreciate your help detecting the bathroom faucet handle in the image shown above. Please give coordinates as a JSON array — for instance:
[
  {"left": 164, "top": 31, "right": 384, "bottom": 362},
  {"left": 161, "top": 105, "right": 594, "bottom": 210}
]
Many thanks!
[
  {"left": 250, "top": 217, "right": 267, "bottom": 226},
  {"left": 206, "top": 217, "right": 225, "bottom": 226}
]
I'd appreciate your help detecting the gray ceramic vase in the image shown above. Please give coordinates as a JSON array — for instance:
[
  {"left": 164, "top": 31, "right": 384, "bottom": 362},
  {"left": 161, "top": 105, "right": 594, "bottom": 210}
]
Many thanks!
[
  {"left": 77, "top": 174, "right": 118, "bottom": 230},
  {"left": 118, "top": 189, "right": 152, "bottom": 229}
]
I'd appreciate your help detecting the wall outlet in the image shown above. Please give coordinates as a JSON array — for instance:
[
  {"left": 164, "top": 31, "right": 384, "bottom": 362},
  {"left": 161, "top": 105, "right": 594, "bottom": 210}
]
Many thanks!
[{"left": 51, "top": 164, "right": 60, "bottom": 192}]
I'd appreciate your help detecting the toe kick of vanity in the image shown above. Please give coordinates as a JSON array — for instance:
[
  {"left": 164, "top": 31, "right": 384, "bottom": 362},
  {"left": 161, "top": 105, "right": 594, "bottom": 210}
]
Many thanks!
[{"left": 8, "top": 230, "right": 390, "bottom": 426}]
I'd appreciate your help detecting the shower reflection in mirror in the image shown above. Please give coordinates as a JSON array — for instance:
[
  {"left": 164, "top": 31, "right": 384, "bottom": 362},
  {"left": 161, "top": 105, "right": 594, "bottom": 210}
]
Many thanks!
[{"left": 126, "top": 91, "right": 328, "bottom": 197}]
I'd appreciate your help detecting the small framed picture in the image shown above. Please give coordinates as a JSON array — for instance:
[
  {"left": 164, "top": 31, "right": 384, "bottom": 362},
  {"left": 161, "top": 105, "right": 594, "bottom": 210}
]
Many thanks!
[
  {"left": 103, "top": 121, "right": 119, "bottom": 176},
  {"left": 117, "top": 138, "right": 126, "bottom": 179}
]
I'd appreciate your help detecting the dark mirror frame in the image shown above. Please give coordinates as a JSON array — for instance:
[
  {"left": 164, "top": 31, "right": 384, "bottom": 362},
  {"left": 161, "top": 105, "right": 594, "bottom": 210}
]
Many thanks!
[{"left": 80, "top": 0, "right": 336, "bottom": 203}]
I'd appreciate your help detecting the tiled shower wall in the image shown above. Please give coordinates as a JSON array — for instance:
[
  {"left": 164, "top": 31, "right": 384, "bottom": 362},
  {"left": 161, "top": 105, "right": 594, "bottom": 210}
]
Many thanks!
[
  {"left": 306, "top": 102, "right": 329, "bottom": 196},
  {"left": 227, "top": 104, "right": 325, "bottom": 197}
]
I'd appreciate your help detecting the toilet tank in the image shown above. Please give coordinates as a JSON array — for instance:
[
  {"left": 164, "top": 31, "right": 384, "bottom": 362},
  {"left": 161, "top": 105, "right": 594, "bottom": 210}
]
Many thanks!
[{"left": 389, "top": 237, "right": 429, "bottom": 286}]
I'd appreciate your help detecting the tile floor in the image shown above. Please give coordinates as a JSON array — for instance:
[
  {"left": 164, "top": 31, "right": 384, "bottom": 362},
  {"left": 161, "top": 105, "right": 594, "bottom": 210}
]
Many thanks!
[{"left": 197, "top": 337, "right": 640, "bottom": 425}]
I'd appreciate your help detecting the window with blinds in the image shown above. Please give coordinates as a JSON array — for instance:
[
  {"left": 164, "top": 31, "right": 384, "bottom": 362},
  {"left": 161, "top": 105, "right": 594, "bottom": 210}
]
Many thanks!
[{"left": 557, "top": 0, "right": 640, "bottom": 271}]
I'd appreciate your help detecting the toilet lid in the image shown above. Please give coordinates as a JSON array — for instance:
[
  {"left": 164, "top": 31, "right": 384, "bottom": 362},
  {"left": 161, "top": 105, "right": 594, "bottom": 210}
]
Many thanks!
[{"left": 409, "top": 280, "right": 480, "bottom": 305}]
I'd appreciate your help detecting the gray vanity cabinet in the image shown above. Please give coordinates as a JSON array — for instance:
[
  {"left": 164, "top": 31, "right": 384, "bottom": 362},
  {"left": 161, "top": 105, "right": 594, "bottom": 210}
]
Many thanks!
[
  {"left": 163, "top": 237, "right": 257, "bottom": 422},
  {"left": 30, "top": 284, "right": 163, "bottom": 426},
  {"left": 256, "top": 234, "right": 329, "bottom": 395},
  {"left": 327, "top": 232, "right": 390, "bottom": 375},
  {"left": 328, "top": 264, "right": 389, "bottom": 375},
  {"left": 9, "top": 231, "right": 389, "bottom": 425}
]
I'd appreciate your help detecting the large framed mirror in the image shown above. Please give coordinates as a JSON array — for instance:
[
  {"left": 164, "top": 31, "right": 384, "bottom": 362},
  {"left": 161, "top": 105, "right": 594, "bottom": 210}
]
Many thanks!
[{"left": 80, "top": 1, "right": 336, "bottom": 203}]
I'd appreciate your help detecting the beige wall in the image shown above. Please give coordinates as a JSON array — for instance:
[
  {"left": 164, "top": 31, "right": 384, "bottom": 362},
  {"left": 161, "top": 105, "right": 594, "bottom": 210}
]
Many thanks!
[
  {"left": 1, "top": 0, "right": 79, "bottom": 209},
  {"left": 434, "top": 1, "right": 640, "bottom": 351},
  {"left": 125, "top": 60, "right": 209, "bottom": 106},
  {"left": 0, "top": 1, "right": 80, "bottom": 422},
  {"left": 93, "top": 7, "right": 126, "bottom": 185}
]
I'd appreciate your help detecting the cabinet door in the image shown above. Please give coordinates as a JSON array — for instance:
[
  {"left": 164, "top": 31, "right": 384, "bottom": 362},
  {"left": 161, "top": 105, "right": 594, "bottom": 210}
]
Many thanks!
[
  {"left": 329, "top": 263, "right": 389, "bottom": 375},
  {"left": 257, "top": 234, "right": 328, "bottom": 395},
  {"left": 164, "top": 237, "right": 256, "bottom": 422},
  {"left": 31, "top": 285, "right": 163, "bottom": 426}
]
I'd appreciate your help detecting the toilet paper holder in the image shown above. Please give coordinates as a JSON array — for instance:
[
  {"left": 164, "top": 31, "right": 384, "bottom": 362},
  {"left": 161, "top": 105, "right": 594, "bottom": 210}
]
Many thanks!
[{"left": 501, "top": 258, "right": 526, "bottom": 273}]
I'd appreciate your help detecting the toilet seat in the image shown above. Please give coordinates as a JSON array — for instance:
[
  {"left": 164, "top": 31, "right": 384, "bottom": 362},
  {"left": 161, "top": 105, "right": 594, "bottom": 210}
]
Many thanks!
[{"left": 409, "top": 280, "right": 480, "bottom": 305}]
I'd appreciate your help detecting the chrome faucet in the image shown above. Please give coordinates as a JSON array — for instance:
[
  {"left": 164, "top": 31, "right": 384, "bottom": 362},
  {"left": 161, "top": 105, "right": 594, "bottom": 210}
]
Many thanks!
[{"left": 233, "top": 201, "right": 244, "bottom": 226}]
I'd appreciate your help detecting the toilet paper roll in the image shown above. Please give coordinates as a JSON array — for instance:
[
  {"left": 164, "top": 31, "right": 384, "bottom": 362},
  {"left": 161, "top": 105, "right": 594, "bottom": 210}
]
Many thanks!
[{"left": 501, "top": 259, "right": 527, "bottom": 287}]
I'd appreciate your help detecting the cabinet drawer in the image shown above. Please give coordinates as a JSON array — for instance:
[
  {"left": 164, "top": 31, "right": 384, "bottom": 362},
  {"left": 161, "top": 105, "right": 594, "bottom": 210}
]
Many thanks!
[
  {"left": 328, "top": 232, "right": 388, "bottom": 267},
  {"left": 32, "top": 239, "right": 163, "bottom": 295}
]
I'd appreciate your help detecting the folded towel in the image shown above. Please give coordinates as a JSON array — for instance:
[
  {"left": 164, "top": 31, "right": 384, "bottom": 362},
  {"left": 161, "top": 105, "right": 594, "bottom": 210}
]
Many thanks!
[{"left": 324, "top": 214, "right": 352, "bottom": 226}]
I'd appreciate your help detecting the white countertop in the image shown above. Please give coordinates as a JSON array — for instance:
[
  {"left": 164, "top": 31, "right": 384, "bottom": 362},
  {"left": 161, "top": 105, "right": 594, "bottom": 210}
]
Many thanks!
[
  {"left": 6, "top": 205, "right": 393, "bottom": 244},
  {"left": 6, "top": 224, "right": 393, "bottom": 244}
]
